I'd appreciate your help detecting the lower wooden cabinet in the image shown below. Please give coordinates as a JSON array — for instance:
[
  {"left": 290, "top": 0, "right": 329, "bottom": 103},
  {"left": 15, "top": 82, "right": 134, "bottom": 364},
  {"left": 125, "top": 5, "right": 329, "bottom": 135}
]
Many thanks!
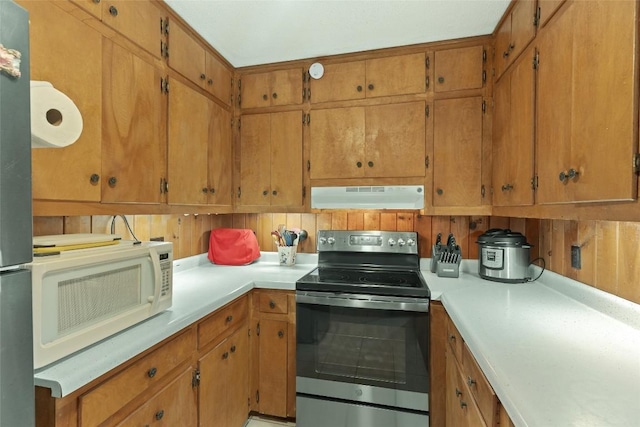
[{"left": 249, "top": 290, "right": 296, "bottom": 418}]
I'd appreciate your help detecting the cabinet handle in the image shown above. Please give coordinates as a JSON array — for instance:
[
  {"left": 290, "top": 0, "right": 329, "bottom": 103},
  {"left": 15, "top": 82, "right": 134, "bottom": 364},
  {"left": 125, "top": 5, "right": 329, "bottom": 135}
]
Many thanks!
[
  {"left": 437, "top": 188, "right": 444, "bottom": 195},
  {"left": 226, "top": 315, "right": 233, "bottom": 323},
  {"left": 147, "top": 367, "right": 157, "bottom": 378},
  {"left": 269, "top": 300, "right": 276, "bottom": 309},
  {"left": 108, "top": 177, "right": 117, "bottom": 187},
  {"left": 230, "top": 345, "right": 236, "bottom": 353},
  {"left": 501, "top": 183, "right": 514, "bottom": 192},
  {"left": 90, "top": 174, "right": 100, "bottom": 184},
  {"left": 222, "top": 351, "right": 229, "bottom": 359},
  {"left": 467, "top": 376, "right": 476, "bottom": 387},
  {"left": 272, "top": 92, "right": 278, "bottom": 99},
  {"left": 108, "top": 5, "right": 118, "bottom": 16},
  {"left": 367, "top": 161, "right": 374, "bottom": 167},
  {"left": 200, "top": 73, "right": 206, "bottom": 80},
  {"left": 356, "top": 161, "right": 362, "bottom": 168},
  {"left": 278, "top": 330, "right": 284, "bottom": 338},
  {"left": 356, "top": 85, "right": 363, "bottom": 92},
  {"left": 367, "top": 84, "right": 374, "bottom": 90},
  {"left": 559, "top": 168, "right": 579, "bottom": 182},
  {"left": 155, "top": 410, "right": 164, "bottom": 420}
]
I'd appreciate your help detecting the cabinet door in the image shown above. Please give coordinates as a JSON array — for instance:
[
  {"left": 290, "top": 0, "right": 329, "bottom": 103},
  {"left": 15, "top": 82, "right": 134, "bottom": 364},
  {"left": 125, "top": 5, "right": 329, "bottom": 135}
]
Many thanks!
[
  {"left": 309, "top": 107, "right": 366, "bottom": 179},
  {"left": 240, "top": 72, "right": 272, "bottom": 109},
  {"left": 538, "top": 0, "right": 566, "bottom": 28},
  {"left": 239, "top": 114, "right": 271, "bottom": 205},
  {"left": 434, "top": 46, "right": 484, "bottom": 92},
  {"left": 258, "top": 319, "right": 288, "bottom": 417},
  {"left": 446, "top": 353, "right": 487, "bottom": 427},
  {"left": 271, "top": 68, "right": 303, "bottom": 107},
  {"left": 116, "top": 368, "right": 197, "bottom": 427},
  {"left": 206, "top": 52, "right": 233, "bottom": 105},
  {"left": 200, "top": 327, "right": 249, "bottom": 427},
  {"left": 25, "top": 1, "right": 102, "bottom": 202},
  {"left": 270, "top": 111, "right": 303, "bottom": 207},
  {"left": 510, "top": 0, "right": 537, "bottom": 63},
  {"left": 309, "top": 61, "right": 366, "bottom": 103},
  {"left": 102, "top": 39, "right": 166, "bottom": 204},
  {"left": 494, "top": 13, "right": 511, "bottom": 79},
  {"left": 207, "top": 103, "right": 233, "bottom": 205},
  {"left": 167, "top": 79, "right": 210, "bottom": 205},
  {"left": 168, "top": 20, "right": 206, "bottom": 87},
  {"left": 493, "top": 46, "right": 535, "bottom": 207},
  {"left": 365, "top": 53, "right": 426, "bottom": 98},
  {"left": 433, "top": 97, "right": 483, "bottom": 206},
  {"left": 365, "top": 102, "right": 426, "bottom": 178},
  {"left": 101, "top": 0, "right": 164, "bottom": 59}
]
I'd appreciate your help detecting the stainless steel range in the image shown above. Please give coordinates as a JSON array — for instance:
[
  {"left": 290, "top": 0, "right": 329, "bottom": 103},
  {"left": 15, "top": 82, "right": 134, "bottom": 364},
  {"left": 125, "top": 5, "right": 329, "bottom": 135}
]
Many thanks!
[{"left": 296, "top": 230, "right": 430, "bottom": 427}]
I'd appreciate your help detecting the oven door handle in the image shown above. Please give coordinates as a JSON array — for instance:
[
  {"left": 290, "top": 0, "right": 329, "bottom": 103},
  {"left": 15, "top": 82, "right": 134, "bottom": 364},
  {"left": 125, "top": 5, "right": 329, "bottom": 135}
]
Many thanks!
[{"left": 296, "top": 291, "right": 429, "bottom": 312}]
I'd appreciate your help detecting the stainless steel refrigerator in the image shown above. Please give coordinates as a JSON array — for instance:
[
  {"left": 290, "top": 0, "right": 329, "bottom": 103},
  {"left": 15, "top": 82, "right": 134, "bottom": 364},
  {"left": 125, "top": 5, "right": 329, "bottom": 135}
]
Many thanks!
[{"left": 0, "top": 1, "right": 35, "bottom": 425}]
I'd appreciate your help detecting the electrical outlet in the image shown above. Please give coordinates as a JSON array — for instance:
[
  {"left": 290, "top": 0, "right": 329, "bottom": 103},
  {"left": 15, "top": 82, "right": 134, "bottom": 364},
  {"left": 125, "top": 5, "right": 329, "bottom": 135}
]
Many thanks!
[{"left": 571, "top": 245, "right": 581, "bottom": 269}]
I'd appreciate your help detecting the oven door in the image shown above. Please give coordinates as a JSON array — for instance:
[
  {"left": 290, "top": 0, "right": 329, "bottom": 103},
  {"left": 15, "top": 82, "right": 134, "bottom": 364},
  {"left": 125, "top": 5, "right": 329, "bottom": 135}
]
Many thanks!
[{"left": 296, "top": 291, "right": 429, "bottom": 426}]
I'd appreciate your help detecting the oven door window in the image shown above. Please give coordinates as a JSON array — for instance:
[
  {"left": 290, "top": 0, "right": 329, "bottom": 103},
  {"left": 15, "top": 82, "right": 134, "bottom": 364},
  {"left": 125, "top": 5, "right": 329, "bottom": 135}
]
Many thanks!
[{"left": 297, "top": 302, "right": 429, "bottom": 394}]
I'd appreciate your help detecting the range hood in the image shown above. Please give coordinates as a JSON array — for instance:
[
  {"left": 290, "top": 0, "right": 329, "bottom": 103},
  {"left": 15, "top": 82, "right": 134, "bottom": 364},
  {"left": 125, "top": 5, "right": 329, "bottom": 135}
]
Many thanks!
[{"left": 311, "top": 186, "right": 424, "bottom": 210}]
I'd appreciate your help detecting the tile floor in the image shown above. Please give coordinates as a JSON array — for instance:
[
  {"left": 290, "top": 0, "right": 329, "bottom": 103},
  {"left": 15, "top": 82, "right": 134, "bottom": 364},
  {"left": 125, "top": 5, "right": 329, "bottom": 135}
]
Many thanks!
[{"left": 245, "top": 414, "right": 296, "bottom": 427}]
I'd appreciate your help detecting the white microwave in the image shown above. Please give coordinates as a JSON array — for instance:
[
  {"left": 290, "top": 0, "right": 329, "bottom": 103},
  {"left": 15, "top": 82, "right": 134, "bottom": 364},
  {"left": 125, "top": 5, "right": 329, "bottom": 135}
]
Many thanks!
[{"left": 26, "top": 241, "right": 173, "bottom": 369}]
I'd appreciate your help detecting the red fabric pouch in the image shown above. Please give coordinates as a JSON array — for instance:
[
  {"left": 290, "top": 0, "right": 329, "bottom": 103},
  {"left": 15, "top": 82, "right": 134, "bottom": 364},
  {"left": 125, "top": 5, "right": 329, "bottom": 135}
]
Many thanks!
[{"left": 208, "top": 228, "right": 260, "bottom": 265}]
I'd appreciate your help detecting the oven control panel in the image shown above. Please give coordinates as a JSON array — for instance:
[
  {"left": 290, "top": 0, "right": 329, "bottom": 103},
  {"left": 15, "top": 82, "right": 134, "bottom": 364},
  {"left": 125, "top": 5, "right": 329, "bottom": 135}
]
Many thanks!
[{"left": 317, "top": 230, "right": 418, "bottom": 254}]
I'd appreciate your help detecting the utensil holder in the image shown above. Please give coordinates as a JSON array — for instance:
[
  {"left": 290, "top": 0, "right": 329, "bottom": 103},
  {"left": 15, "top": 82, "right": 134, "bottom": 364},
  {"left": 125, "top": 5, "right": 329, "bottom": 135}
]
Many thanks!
[{"left": 278, "top": 246, "right": 297, "bottom": 266}]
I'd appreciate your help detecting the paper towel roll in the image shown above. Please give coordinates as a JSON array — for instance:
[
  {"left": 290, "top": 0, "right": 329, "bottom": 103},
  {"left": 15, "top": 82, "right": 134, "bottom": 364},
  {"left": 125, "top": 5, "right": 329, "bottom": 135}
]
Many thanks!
[{"left": 30, "top": 81, "right": 83, "bottom": 148}]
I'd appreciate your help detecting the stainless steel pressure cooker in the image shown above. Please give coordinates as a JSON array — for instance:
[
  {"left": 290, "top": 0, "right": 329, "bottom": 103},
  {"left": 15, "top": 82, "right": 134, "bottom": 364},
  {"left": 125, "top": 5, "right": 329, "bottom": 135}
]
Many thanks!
[{"left": 477, "top": 229, "right": 531, "bottom": 283}]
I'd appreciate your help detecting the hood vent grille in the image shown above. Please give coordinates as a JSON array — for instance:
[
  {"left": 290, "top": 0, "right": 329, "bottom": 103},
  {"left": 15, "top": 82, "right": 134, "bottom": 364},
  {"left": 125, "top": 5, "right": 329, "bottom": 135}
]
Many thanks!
[{"left": 311, "top": 186, "right": 424, "bottom": 209}]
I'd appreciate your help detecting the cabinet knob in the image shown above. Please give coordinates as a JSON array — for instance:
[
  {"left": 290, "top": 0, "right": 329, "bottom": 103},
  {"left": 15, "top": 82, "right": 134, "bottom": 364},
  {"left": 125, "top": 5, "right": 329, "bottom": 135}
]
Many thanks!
[
  {"left": 147, "top": 367, "right": 157, "bottom": 378},
  {"left": 367, "top": 161, "right": 374, "bottom": 167},
  {"left": 368, "top": 84, "right": 374, "bottom": 90},
  {"left": 92, "top": 0, "right": 100, "bottom": 3},
  {"left": 208, "top": 78, "right": 213, "bottom": 85},
  {"left": 200, "top": 73, "right": 206, "bottom": 80},
  {"left": 262, "top": 94, "right": 268, "bottom": 100},
  {"left": 272, "top": 92, "right": 278, "bottom": 99},
  {"left": 269, "top": 300, "right": 276, "bottom": 309},
  {"left": 455, "top": 388, "right": 462, "bottom": 397},
  {"left": 356, "top": 85, "right": 363, "bottom": 92},
  {"left": 438, "top": 76, "right": 445, "bottom": 84},
  {"left": 222, "top": 351, "right": 229, "bottom": 359},
  {"left": 437, "top": 188, "right": 444, "bottom": 195},
  {"left": 449, "top": 334, "right": 456, "bottom": 342},
  {"left": 225, "top": 315, "right": 233, "bottom": 323},
  {"left": 460, "top": 401, "right": 467, "bottom": 409},
  {"left": 278, "top": 330, "right": 284, "bottom": 338},
  {"left": 467, "top": 376, "right": 476, "bottom": 387},
  {"left": 230, "top": 345, "right": 236, "bottom": 353},
  {"left": 202, "top": 187, "right": 209, "bottom": 193},
  {"left": 209, "top": 188, "right": 216, "bottom": 194},
  {"left": 501, "top": 183, "right": 514, "bottom": 192},
  {"left": 90, "top": 174, "right": 100, "bottom": 184},
  {"left": 272, "top": 190, "right": 278, "bottom": 196},
  {"left": 263, "top": 190, "right": 268, "bottom": 196},
  {"left": 108, "top": 5, "right": 118, "bottom": 16},
  {"left": 155, "top": 410, "right": 164, "bottom": 420},
  {"left": 356, "top": 161, "right": 362, "bottom": 168},
  {"left": 108, "top": 176, "right": 117, "bottom": 187},
  {"left": 503, "top": 50, "right": 510, "bottom": 58},
  {"left": 559, "top": 168, "right": 579, "bottom": 182}
]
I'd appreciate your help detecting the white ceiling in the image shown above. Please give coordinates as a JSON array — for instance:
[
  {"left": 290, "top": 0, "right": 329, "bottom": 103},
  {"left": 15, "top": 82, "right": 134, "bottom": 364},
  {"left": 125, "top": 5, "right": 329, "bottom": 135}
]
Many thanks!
[{"left": 164, "top": 0, "right": 510, "bottom": 68}]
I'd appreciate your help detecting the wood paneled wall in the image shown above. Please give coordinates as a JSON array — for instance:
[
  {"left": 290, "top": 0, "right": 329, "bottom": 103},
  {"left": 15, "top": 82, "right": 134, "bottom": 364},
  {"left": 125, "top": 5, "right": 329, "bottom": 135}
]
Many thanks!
[{"left": 33, "top": 214, "right": 640, "bottom": 305}]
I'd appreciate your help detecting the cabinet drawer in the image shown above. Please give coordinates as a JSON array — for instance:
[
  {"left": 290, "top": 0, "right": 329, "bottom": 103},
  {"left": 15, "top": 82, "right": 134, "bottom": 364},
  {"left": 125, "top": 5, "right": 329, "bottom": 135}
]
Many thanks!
[
  {"left": 446, "top": 315, "right": 463, "bottom": 362},
  {"left": 198, "top": 296, "right": 248, "bottom": 349},
  {"left": 462, "top": 343, "right": 499, "bottom": 427},
  {"left": 259, "top": 292, "right": 288, "bottom": 314},
  {"left": 116, "top": 367, "right": 197, "bottom": 427},
  {"left": 79, "top": 328, "right": 196, "bottom": 426}
]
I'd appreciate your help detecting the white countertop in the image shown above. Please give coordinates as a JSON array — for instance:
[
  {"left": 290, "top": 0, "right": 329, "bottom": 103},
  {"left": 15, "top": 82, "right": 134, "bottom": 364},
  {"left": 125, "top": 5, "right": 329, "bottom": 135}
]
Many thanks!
[{"left": 35, "top": 253, "right": 640, "bottom": 427}]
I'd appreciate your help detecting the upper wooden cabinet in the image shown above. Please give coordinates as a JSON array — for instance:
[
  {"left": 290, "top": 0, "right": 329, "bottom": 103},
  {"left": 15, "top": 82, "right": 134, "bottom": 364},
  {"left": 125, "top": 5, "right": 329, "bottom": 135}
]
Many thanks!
[
  {"left": 538, "top": 0, "right": 566, "bottom": 28},
  {"left": 494, "top": 0, "right": 537, "bottom": 79},
  {"left": 492, "top": 45, "right": 535, "bottom": 207},
  {"left": 535, "top": 0, "right": 638, "bottom": 204},
  {"left": 240, "top": 69, "right": 304, "bottom": 109},
  {"left": 69, "top": 0, "right": 102, "bottom": 19},
  {"left": 167, "top": 20, "right": 233, "bottom": 105},
  {"left": 101, "top": 0, "right": 166, "bottom": 59},
  {"left": 309, "top": 102, "right": 427, "bottom": 179},
  {"left": 432, "top": 96, "right": 484, "bottom": 207},
  {"left": 434, "top": 46, "right": 485, "bottom": 92},
  {"left": 102, "top": 39, "right": 167, "bottom": 204},
  {"left": 167, "top": 78, "right": 233, "bottom": 206},
  {"left": 309, "top": 53, "right": 428, "bottom": 103},
  {"left": 23, "top": 0, "right": 103, "bottom": 202},
  {"left": 238, "top": 111, "right": 303, "bottom": 207}
]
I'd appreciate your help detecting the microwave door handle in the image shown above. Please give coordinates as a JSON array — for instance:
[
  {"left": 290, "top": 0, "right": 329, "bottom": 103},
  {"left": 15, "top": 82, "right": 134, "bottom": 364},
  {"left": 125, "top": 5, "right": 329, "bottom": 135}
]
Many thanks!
[{"left": 148, "top": 247, "right": 162, "bottom": 312}]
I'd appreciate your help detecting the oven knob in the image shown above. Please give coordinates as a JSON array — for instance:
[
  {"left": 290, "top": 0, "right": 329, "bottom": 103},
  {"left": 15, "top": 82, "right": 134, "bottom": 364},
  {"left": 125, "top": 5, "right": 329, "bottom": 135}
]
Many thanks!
[
  {"left": 327, "top": 237, "right": 336, "bottom": 245},
  {"left": 388, "top": 238, "right": 396, "bottom": 246},
  {"left": 398, "top": 238, "right": 406, "bottom": 246},
  {"left": 319, "top": 237, "right": 327, "bottom": 245},
  {"left": 407, "top": 238, "right": 416, "bottom": 246}
]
